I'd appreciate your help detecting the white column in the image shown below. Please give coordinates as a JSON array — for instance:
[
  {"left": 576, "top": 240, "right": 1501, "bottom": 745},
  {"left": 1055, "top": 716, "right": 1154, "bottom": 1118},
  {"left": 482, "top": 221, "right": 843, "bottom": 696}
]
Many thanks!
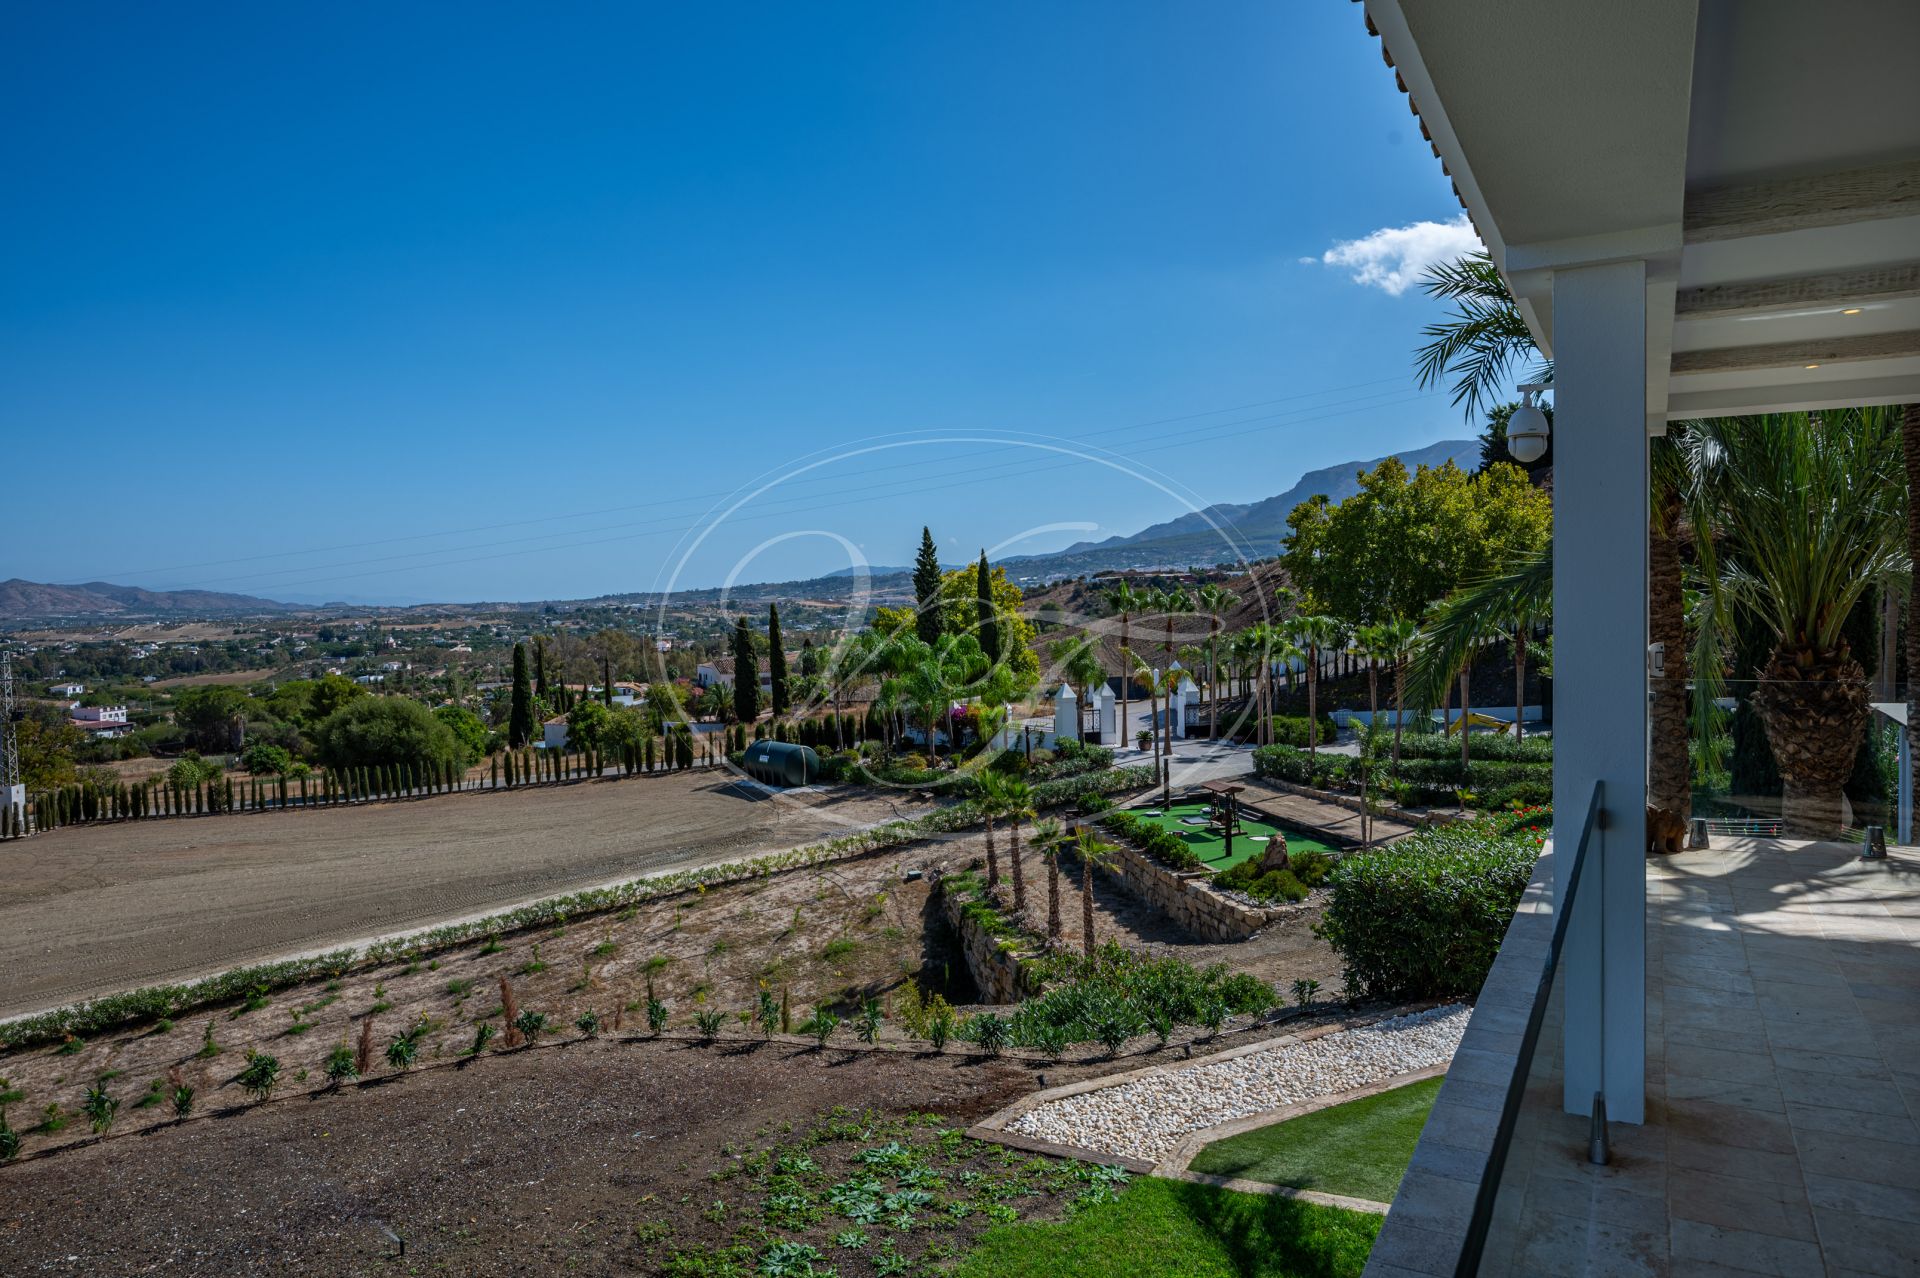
[
  {"left": 1053, "top": 684, "right": 1080, "bottom": 743},
  {"left": 1553, "top": 260, "right": 1649, "bottom": 1125}
]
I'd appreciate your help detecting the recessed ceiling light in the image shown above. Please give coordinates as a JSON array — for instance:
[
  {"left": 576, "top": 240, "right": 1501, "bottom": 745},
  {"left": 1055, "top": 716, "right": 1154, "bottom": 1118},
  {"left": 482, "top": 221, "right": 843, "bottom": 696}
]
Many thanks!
[
  {"left": 1804, "top": 363, "right": 1822, "bottom": 370},
  {"left": 1842, "top": 308, "right": 1863, "bottom": 315}
]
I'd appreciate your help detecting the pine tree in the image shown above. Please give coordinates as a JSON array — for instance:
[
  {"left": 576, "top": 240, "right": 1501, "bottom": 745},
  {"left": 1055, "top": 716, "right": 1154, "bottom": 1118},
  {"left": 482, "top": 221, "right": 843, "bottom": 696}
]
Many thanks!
[
  {"left": 768, "top": 603, "right": 789, "bottom": 717},
  {"left": 509, "top": 643, "right": 536, "bottom": 748},
  {"left": 732, "top": 616, "right": 760, "bottom": 724},
  {"left": 913, "top": 526, "right": 943, "bottom": 644},
  {"left": 976, "top": 549, "right": 999, "bottom": 662}
]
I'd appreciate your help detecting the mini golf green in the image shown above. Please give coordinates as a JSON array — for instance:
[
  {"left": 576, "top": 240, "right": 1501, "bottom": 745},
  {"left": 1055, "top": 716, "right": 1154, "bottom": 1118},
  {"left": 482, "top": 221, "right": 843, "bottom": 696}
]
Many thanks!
[{"left": 1130, "top": 802, "right": 1336, "bottom": 873}]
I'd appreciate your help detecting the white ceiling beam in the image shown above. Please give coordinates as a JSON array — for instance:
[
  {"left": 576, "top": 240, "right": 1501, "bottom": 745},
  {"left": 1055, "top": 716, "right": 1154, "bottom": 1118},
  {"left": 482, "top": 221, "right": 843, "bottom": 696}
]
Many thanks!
[
  {"left": 1666, "top": 371, "right": 1920, "bottom": 419},
  {"left": 1676, "top": 263, "right": 1920, "bottom": 318},
  {"left": 1669, "top": 329, "right": 1920, "bottom": 376},
  {"left": 1683, "top": 158, "right": 1920, "bottom": 244}
]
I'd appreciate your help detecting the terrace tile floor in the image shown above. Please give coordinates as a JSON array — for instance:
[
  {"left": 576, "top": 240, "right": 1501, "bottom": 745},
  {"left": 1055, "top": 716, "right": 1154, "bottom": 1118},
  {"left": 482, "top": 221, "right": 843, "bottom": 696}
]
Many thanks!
[{"left": 1479, "top": 837, "right": 1920, "bottom": 1277}]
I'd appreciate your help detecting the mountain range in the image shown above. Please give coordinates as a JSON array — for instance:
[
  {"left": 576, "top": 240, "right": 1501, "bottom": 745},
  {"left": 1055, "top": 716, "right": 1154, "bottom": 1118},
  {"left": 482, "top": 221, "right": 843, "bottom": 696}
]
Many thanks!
[
  {"left": 995, "top": 437, "right": 1478, "bottom": 577},
  {"left": 0, "top": 579, "right": 301, "bottom": 620},
  {"left": 4, "top": 438, "right": 1481, "bottom": 619}
]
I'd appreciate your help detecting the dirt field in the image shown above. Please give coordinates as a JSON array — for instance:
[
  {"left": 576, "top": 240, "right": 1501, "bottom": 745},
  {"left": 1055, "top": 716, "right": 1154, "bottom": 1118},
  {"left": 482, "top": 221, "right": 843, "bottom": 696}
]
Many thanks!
[
  {"left": 0, "top": 774, "right": 921, "bottom": 1018},
  {"left": 0, "top": 779, "right": 1363, "bottom": 1276},
  {"left": 148, "top": 667, "right": 280, "bottom": 688},
  {"left": 0, "top": 1034, "right": 1046, "bottom": 1276}
]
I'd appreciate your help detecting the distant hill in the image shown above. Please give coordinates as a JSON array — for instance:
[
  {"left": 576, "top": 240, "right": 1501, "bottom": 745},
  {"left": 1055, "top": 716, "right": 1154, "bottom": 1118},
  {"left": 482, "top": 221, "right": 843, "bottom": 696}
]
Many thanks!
[
  {"left": 995, "top": 438, "right": 1480, "bottom": 579},
  {"left": 0, "top": 578, "right": 299, "bottom": 620}
]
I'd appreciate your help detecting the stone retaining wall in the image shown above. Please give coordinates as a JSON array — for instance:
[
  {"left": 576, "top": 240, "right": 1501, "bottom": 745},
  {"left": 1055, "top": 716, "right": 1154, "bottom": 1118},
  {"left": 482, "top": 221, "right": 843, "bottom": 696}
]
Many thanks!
[
  {"left": 1089, "top": 837, "right": 1301, "bottom": 942},
  {"left": 938, "top": 877, "right": 1038, "bottom": 1004}
]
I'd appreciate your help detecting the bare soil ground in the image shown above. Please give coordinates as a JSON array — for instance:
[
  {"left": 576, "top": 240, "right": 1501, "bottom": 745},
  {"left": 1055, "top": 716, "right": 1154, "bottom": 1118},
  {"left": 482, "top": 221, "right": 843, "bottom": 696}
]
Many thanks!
[
  {"left": 0, "top": 1035, "right": 1049, "bottom": 1276},
  {"left": 0, "top": 773, "right": 920, "bottom": 1017},
  {"left": 148, "top": 668, "right": 281, "bottom": 688},
  {"left": 0, "top": 780, "right": 1360, "bottom": 1276}
]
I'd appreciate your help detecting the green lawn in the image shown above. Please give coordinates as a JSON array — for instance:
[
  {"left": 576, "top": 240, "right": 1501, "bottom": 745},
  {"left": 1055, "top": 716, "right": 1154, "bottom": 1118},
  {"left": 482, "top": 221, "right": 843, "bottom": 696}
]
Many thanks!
[
  {"left": 1132, "top": 802, "right": 1336, "bottom": 873},
  {"left": 952, "top": 1175, "right": 1380, "bottom": 1278},
  {"left": 1187, "top": 1076, "right": 1443, "bottom": 1204}
]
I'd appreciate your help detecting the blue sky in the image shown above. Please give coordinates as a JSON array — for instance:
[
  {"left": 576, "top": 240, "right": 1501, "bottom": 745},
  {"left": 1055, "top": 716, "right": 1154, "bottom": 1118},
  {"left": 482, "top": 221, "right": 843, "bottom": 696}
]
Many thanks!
[{"left": 3, "top": 2, "right": 1489, "bottom": 604}]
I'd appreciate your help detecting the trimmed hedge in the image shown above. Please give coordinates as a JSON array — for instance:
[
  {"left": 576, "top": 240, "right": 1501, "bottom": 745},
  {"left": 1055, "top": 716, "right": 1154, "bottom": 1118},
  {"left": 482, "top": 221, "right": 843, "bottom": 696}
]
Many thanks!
[
  {"left": 1231, "top": 713, "right": 1339, "bottom": 748},
  {"left": 1250, "top": 744, "right": 1551, "bottom": 810},
  {"left": 1317, "top": 810, "right": 1546, "bottom": 1001},
  {"left": 1099, "top": 808, "right": 1204, "bottom": 871}
]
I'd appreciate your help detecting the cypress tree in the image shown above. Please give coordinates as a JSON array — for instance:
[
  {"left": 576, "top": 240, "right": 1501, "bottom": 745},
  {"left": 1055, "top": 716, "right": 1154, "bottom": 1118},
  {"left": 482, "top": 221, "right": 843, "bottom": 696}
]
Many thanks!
[
  {"left": 913, "top": 526, "right": 943, "bottom": 644},
  {"left": 533, "top": 637, "right": 549, "bottom": 699},
  {"left": 603, "top": 656, "right": 613, "bottom": 706},
  {"left": 645, "top": 736, "right": 656, "bottom": 772},
  {"left": 732, "top": 616, "right": 760, "bottom": 724},
  {"left": 768, "top": 604, "right": 789, "bottom": 717},
  {"left": 509, "top": 643, "right": 536, "bottom": 748},
  {"left": 976, "top": 549, "right": 1000, "bottom": 662}
]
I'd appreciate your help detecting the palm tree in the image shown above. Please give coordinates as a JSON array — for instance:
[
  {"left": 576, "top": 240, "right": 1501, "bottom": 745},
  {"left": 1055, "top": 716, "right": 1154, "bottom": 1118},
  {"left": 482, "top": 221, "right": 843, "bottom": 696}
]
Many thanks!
[
  {"left": 1688, "top": 410, "right": 1905, "bottom": 835},
  {"left": 1157, "top": 588, "right": 1195, "bottom": 758},
  {"left": 1226, "top": 627, "right": 1263, "bottom": 741},
  {"left": 1350, "top": 623, "right": 1384, "bottom": 725},
  {"left": 976, "top": 771, "right": 1006, "bottom": 892},
  {"left": 1049, "top": 635, "right": 1106, "bottom": 741},
  {"left": 1001, "top": 777, "right": 1034, "bottom": 916},
  {"left": 1032, "top": 818, "right": 1066, "bottom": 944},
  {"left": 1376, "top": 618, "right": 1418, "bottom": 768},
  {"left": 1071, "top": 829, "right": 1119, "bottom": 957},
  {"left": 1284, "top": 615, "right": 1342, "bottom": 755},
  {"left": 1195, "top": 584, "right": 1239, "bottom": 741},
  {"left": 1414, "top": 252, "right": 1550, "bottom": 420},
  {"left": 885, "top": 633, "right": 990, "bottom": 767},
  {"left": 1103, "top": 580, "right": 1146, "bottom": 754}
]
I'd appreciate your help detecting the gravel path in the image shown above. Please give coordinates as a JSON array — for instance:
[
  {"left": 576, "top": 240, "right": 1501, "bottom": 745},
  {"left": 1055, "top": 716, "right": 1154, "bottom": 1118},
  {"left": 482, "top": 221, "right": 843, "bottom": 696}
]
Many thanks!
[{"left": 1007, "top": 1004, "right": 1470, "bottom": 1162}]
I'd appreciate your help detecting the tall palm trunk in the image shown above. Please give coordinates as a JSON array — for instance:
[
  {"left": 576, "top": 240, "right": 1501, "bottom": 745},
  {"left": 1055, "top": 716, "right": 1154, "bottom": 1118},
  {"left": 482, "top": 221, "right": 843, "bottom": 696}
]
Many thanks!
[
  {"left": 1009, "top": 818, "right": 1027, "bottom": 913},
  {"left": 1512, "top": 629, "right": 1526, "bottom": 744},
  {"left": 983, "top": 813, "right": 1000, "bottom": 889},
  {"left": 1117, "top": 616, "right": 1130, "bottom": 751},
  {"left": 1306, "top": 645, "right": 1319, "bottom": 755},
  {"left": 1647, "top": 492, "right": 1691, "bottom": 817},
  {"left": 1460, "top": 662, "right": 1472, "bottom": 767},
  {"left": 1045, "top": 851, "right": 1062, "bottom": 942},
  {"left": 1393, "top": 660, "right": 1406, "bottom": 768},
  {"left": 1208, "top": 626, "right": 1220, "bottom": 741},
  {"left": 1080, "top": 851, "right": 1098, "bottom": 956},
  {"left": 1753, "top": 646, "right": 1868, "bottom": 836},
  {"left": 1367, "top": 658, "right": 1379, "bottom": 723}
]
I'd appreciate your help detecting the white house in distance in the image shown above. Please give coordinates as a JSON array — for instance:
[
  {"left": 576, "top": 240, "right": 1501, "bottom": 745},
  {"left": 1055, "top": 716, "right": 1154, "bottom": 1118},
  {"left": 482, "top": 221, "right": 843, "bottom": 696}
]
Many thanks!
[
  {"left": 1354, "top": 2, "right": 1920, "bottom": 1274},
  {"left": 695, "top": 659, "right": 774, "bottom": 696},
  {"left": 48, "top": 682, "right": 85, "bottom": 697},
  {"left": 541, "top": 716, "right": 569, "bottom": 751}
]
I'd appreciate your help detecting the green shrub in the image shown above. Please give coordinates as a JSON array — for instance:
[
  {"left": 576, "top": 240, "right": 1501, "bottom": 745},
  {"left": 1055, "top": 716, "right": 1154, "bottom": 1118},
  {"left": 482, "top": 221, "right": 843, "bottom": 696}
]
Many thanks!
[
  {"left": 1318, "top": 811, "right": 1545, "bottom": 1001},
  {"left": 1007, "top": 944, "right": 1276, "bottom": 1050},
  {"left": 1214, "top": 859, "right": 1309, "bottom": 903},
  {"left": 1288, "top": 849, "right": 1333, "bottom": 887}
]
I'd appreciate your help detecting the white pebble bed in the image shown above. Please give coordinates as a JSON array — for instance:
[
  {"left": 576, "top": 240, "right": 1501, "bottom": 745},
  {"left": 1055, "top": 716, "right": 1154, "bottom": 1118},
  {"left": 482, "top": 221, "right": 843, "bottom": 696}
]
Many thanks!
[{"left": 1007, "top": 1004, "right": 1470, "bottom": 1162}]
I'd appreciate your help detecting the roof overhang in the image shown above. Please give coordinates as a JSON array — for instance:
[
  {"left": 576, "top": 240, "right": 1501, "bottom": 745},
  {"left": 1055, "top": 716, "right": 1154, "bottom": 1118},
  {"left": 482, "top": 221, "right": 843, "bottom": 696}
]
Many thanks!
[{"left": 1362, "top": 0, "right": 1920, "bottom": 422}]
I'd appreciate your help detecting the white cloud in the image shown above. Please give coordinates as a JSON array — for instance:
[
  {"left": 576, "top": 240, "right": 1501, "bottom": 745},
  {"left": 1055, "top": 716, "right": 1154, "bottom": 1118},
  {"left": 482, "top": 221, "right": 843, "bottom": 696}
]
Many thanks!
[{"left": 1318, "top": 214, "right": 1481, "bottom": 296}]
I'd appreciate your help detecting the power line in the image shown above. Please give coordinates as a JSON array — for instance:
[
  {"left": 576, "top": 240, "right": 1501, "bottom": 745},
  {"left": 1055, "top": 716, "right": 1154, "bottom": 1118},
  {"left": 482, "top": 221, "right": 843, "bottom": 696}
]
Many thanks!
[
  {"left": 245, "top": 389, "right": 1445, "bottom": 595},
  {"left": 81, "top": 373, "right": 1420, "bottom": 582}
]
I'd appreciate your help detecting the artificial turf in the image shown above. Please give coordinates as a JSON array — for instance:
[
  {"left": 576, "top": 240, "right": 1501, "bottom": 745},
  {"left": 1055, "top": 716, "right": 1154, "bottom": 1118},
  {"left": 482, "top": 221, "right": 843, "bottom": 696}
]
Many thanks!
[
  {"left": 1131, "top": 802, "right": 1336, "bottom": 873},
  {"left": 1186, "top": 1076, "right": 1444, "bottom": 1204},
  {"left": 951, "top": 1175, "right": 1380, "bottom": 1278}
]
